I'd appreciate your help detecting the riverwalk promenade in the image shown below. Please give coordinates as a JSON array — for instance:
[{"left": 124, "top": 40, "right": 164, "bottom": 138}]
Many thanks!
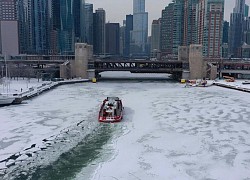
[
  {"left": 1, "top": 79, "right": 89, "bottom": 106},
  {"left": 213, "top": 80, "right": 250, "bottom": 93}
]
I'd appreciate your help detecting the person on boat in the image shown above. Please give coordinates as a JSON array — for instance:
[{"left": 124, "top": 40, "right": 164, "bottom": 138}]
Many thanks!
[{"left": 103, "top": 110, "right": 107, "bottom": 117}]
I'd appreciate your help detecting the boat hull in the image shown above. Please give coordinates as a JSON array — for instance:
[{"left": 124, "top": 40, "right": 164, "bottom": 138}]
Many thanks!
[
  {"left": 0, "top": 96, "right": 15, "bottom": 105},
  {"left": 99, "top": 115, "right": 123, "bottom": 123}
]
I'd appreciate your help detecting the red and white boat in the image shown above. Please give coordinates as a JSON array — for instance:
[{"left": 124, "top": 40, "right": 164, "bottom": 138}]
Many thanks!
[{"left": 98, "top": 97, "right": 123, "bottom": 123}]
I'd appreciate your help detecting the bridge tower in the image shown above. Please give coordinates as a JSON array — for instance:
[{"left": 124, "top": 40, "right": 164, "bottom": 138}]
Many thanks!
[
  {"left": 60, "top": 43, "right": 93, "bottom": 79},
  {"left": 189, "top": 44, "right": 206, "bottom": 79},
  {"left": 178, "top": 44, "right": 207, "bottom": 80},
  {"left": 74, "top": 43, "right": 93, "bottom": 79}
]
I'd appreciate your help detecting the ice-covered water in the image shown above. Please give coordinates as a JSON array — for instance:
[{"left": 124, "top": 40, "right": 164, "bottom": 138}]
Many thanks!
[{"left": 1, "top": 72, "right": 250, "bottom": 179}]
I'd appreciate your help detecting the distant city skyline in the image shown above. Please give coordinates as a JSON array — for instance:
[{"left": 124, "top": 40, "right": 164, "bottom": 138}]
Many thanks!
[{"left": 86, "top": 0, "right": 250, "bottom": 26}]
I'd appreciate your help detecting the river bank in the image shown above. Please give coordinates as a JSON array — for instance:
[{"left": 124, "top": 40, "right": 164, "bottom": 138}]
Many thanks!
[{"left": 0, "top": 78, "right": 89, "bottom": 106}]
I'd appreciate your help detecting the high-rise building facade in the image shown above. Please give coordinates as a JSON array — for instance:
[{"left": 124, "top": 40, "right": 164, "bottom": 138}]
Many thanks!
[
  {"left": 0, "top": 0, "right": 19, "bottom": 55},
  {"left": 183, "top": 0, "right": 198, "bottom": 46},
  {"left": 245, "top": 4, "right": 249, "bottom": 17},
  {"left": 234, "top": 0, "right": 245, "bottom": 14},
  {"left": 57, "top": 0, "right": 75, "bottom": 54},
  {"left": 32, "top": 0, "right": 50, "bottom": 54},
  {"left": 160, "top": 1, "right": 183, "bottom": 56},
  {"left": 230, "top": 0, "right": 245, "bottom": 57},
  {"left": 84, "top": 3, "right": 93, "bottom": 45},
  {"left": 93, "top": 8, "right": 106, "bottom": 55},
  {"left": 160, "top": 0, "right": 224, "bottom": 58},
  {"left": 204, "top": 0, "right": 224, "bottom": 57},
  {"left": 18, "top": 0, "right": 35, "bottom": 54},
  {"left": 223, "top": 21, "right": 229, "bottom": 44},
  {"left": 105, "top": 23, "right": 120, "bottom": 55},
  {"left": 196, "top": 0, "right": 224, "bottom": 57},
  {"left": 51, "top": 0, "right": 86, "bottom": 55},
  {"left": 150, "top": 19, "right": 161, "bottom": 55},
  {"left": 75, "top": 0, "right": 85, "bottom": 42},
  {"left": 172, "top": 0, "right": 183, "bottom": 54},
  {"left": 120, "top": 21, "right": 126, "bottom": 56},
  {"left": 160, "top": 3, "right": 174, "bottom": 55},
  {"left": 130, "top": 0, "right": 148, "bottom": 57},
  {"left": 124, "top": 15, "right": 133, "bottom": 57},
  {"left": 196, "top": 0, "right": 206, "bottom": 46}
]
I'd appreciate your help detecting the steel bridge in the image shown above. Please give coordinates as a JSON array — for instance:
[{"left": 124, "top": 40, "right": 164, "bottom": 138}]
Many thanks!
[
  {"left": 2, "top": 55, "right": 250, "bottom": 79},
  {"left": 92, "top": 60, "right": 184, "bottom": 74}
]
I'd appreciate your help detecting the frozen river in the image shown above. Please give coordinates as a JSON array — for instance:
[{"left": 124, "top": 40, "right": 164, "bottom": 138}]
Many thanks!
[{"left": 1, "top": 72, "right": 250, "bottom": 179}]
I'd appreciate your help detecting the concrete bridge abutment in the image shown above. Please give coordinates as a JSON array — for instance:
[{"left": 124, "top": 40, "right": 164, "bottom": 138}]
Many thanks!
[
  {"left": 178, "top": 44, "right": 217, "bottom": 80},
  {"left": 60, "top": 43, "right": 94, "bottom": 79}
]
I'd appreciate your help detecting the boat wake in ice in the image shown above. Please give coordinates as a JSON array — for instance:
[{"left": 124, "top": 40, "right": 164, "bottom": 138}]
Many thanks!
[{"left": 0, "top": 111, "right": 115, "bottom": 180}]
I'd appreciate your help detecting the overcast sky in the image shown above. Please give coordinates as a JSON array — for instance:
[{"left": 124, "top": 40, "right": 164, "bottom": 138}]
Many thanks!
[{"left": 86, "top": 0, "right": 250, "bottom": 33}]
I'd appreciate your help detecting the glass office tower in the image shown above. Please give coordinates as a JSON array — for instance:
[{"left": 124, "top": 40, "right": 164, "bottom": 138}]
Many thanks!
[{"left": 130, "top": 0, "right": 148, "bottom": 57}]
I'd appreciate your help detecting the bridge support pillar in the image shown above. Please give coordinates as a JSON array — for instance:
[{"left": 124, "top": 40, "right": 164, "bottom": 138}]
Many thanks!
[
  {"left": 179, "top": 45, "right": 206, "bottom": 80},
  {"left": 189, "top": 45, "right": 206, "bottom": 79},
  {"left": 87, "top": 69, "right": 95, "bottom": 80},
  {"left": 74, "top": 43, "right": 93, "bottom": 79},
  {"left": 182, "top": 71, "right": 190, "bottom": 80}
]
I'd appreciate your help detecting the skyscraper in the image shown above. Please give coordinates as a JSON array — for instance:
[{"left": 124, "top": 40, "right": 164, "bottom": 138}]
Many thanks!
[
  {"left": 120, "top": 21, "right": 126, "bottom": 56},
  {"left": 151, "top": 20, "right": 161, "bottom": 53},
  {"left": 160, "top": 1, "right": 183, "bottom": 56},
  {"left": 230, "top": 0, "right": 245, "bottom": 57},
  {"left": 84, "top": 3, "right": 93, "bottom": 45},
  {"left": 223, "top": 21, "right": 229, "bottom": 44},
  {"left": 57, "top": 0, "right": 75, "bottom": 54},
  {"left": 245, "top": 4, "right": 249, "bottom": 17},
  {"left": 243, "top": 17, "right": 250, "bottom": 44},
  {"left": 196, "top": 0, "right": 205, "bottom": 46},
  {"left": 234, "top": 0, "right": 245, "bottom": 14},
  {"left": 93, "top": 8, "right": 106, "bottom": 55},
  {"left": 32, "top": 0, "right": 50, "bottom": 54},
  {"left": 195, "top": 0, "right": 224, "bottom": 57},
  {"left": 74, "top": 0, "right": 85, "bottom": 42},
  {"left": 172, "top": 0, "right": 183, "bottom": 54},
  {"left": 105, "top": 23, "right": 120, "bottom": 55},
  {"left": 0, "top": 0, "right": 19, "bottom": 55},
  {"left": 204, "top": 0, "right": 224, "bottom": 57},
  {"left": 130, "top": 0, "right": 148, "bottom": 57},
  {"left": 51, "top": 0, "right": 85, "bottom": 55},
  {"left": 160, "top": 3, "right": 174, "bottom": 55},
  {"left": 124, "top": 14, "right": 133, "bottom": 57},
  {"left": 183, "top": 0, "right": 198, "bottom": 46}
]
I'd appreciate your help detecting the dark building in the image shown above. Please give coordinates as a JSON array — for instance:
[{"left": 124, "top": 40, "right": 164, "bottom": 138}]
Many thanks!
[
  {"left": 183, "top": 0, "right": 198, "bottom": 46},
  {"left": 230, "top": 13, "right": 244, "bottom": 57},
  {"left": 245, "top": 4, "right": 249, "bottom": 17},
  {"left": 150, "top": 19, "right": 161, "bottom": 57},
  {"left": 120, "top": 21, "right": 126, "bottom": 56},
  {"left": 160, "top": 3, "right": 174, "bottom": 55},
  {"left": 229, "top": 0, "right": 245, "bottom": 57},
  {"left": 124, "top": 15, "right": 133, "bottom": 57},
  {"left": 32, "top": 0, "right": 50, "bottom": 54},
  {"left": 51, "top": 0, "right": 85, "bottom": 55},
  {"left": 223, "top": 21, "right": 229, "bottom": 44},
  {"left": 160, "top": 0, "right": 184, "bottom": 56},
  {"left": 74, "top": 0, "right": 85, "bottom": 42},
  {"left": 105, "top": 23, "right": 120, "bottom": 55},
  {"left": 18, "top": 0, "right": 35, "bottom": 54},
  {"left": 93, "top": 8, "right": 106, "bottom": 55},
  {"left": 84, "top": 3, "right": 93, "bottom": 45}
]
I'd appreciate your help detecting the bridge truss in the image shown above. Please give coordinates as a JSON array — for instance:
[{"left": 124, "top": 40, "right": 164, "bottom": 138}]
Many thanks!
[{"left": 93, "top": 60, "right": 183, "bottom": 74}]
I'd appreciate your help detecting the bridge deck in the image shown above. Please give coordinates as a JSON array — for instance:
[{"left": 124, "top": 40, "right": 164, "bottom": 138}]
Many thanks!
[{"left": 93, "top": 60, "right": 183, "bottom": 73}]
